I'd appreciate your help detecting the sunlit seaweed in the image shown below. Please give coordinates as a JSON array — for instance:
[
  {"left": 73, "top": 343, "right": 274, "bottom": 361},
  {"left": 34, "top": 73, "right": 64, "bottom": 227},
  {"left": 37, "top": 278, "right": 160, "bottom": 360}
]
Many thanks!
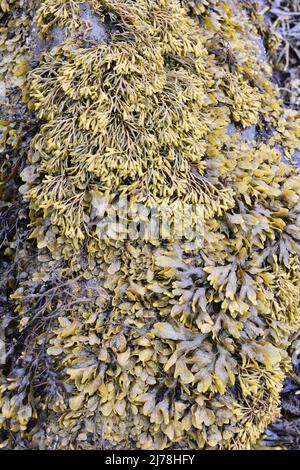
[{"left": 0, "top": 0, "right": 300, "bottom": 450}]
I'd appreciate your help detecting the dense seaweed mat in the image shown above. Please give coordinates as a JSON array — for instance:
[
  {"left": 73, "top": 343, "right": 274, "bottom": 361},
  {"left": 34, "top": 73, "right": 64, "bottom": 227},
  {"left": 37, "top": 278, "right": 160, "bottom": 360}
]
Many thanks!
[
  {"left": 0, "top": 1, "right": 38, "bottom": 450},
  {"left": 0, "top": 0, "right": 300, "bottom": 450}
]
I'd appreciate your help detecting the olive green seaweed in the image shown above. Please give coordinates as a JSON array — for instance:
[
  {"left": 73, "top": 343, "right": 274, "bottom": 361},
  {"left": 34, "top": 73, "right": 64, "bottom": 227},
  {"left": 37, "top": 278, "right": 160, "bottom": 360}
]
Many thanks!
[{"left": 0, "top": 0, "right": 300, "bottom": 450}]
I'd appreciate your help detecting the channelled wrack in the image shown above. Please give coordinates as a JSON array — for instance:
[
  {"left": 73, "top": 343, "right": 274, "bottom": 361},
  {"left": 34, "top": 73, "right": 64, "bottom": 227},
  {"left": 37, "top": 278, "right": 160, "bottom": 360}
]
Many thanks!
[{"left": 0, "top": 0, "right": 300, "bottom": 450}]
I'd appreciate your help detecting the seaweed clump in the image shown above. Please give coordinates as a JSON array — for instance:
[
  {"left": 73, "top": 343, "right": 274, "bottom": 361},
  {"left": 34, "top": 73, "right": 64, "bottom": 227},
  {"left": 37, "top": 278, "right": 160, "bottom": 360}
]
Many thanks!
[{"left": 0, "top": 0, "right": 300, "bottom": 450}]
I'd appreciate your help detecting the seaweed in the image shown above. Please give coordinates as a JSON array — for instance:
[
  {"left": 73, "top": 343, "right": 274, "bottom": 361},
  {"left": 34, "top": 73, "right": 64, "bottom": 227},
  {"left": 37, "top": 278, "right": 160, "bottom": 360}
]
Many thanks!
[{"left": 0, "top": 0, "right": 299, "bottom": 450}]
